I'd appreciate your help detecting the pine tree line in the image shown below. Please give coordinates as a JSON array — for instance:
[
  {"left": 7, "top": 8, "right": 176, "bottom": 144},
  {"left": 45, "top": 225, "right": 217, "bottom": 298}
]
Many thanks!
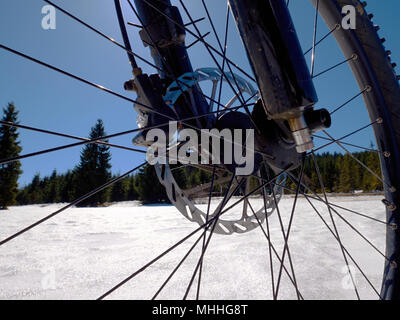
[
  {"left": 286, "top": 151, "right": 383, "bottom": 193},
  {"left": 15, "top": 165, "right": 214, "bottom": 206},
  {"left": 15, "top": 150, "right": 383, "bottom": 207},
  {"left": 16, "top": 170, "right": 141, "bottom": 205},
  {"left": 0, "top": 103, "right": 384, "bottom": 209}
]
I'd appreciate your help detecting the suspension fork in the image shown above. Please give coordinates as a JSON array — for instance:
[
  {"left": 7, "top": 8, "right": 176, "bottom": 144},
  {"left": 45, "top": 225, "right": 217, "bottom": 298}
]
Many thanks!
[
  {"left": 229, "top": 0, "right": 329, "bottom": 153},
  {"left": 132, "top": 0, "right": 211, "bottom": 128}
]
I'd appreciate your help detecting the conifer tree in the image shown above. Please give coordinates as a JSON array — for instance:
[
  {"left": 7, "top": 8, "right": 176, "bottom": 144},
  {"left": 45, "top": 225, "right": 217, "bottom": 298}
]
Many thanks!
[
  {"left": 135, "top": 164, "right": 168, "bottom": 203},
  {"left": 0, "top": 103, "right": 22, "bottom": 209},
  {"left": 110, "top": 175, "right": 129, "bottom": 202},
  {"left": 362, "top": 151, "right": 382, "bottom": 191},
  {"left": 47, "top": 169, "right": 61, "bottom": 203},
  {"left": 126, "top": 175, "right": 139, "bottom": 200},
  {"left": 74, "top": 119, "right": 112, "bottom": 206},
  {"left": 338, "top": 154, "right": 357, "bottom": 193},
  {"left": 28, "top": 174, "right": 44, "bottom": 204},
  {"left": 59, "top": 170, "right": 75, "bottom": 203}
]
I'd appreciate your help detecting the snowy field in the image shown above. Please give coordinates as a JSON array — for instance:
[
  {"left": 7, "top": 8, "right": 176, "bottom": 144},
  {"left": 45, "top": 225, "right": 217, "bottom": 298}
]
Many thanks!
[{"left": 0, "top": 195, "right": 387, "bottom": 300}]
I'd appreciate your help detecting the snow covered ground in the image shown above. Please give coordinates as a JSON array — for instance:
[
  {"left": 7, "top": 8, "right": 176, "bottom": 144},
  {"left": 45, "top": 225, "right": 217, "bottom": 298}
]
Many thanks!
[{"left": 0, "top": 196, "right": 387, "bottom": 300}]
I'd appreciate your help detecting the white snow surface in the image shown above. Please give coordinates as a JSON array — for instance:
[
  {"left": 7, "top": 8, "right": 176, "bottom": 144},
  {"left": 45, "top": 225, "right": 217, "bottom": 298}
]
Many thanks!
[{"left": 0, "top": 196, "right": 387, "bottom": 300}]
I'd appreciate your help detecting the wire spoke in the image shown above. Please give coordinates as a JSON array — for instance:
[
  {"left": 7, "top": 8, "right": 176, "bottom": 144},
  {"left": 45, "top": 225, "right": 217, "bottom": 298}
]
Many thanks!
[
  {"left": 114, "top": 0, "right": 138, "bottom": 68},
  {"left": 127, "top": 0, "right": 205, "bottom": 131},
  {"left": 201, "top": 0, "right": 230, "bottom": 114},
  {"left": 251, "top": 171, "right": 388, "bottom": 226},
  {"left": 257, "top": 165, "right": 301, "bottom": 299},
  {"left": 46, "top": 0, "right": 245, "bottom": 117},
  {"left": 0, "top": 41, "right": 241, "bottom": 128},
  {"left": 101, "top": 177, "right": 248, "bottom": 300},
  {"left": 309, "top": 153, "right": 389, "bottom": 260},
  {"left": 44, "top": 0, "right": 160, "bottom": 71},
  {"left": 98, "top": 215, "right": 217, "bottom": 300},
  {"left": 310, "top": 0, "right": 320, "bottom": 77},
  {"left": 215, "top": 168, "right": 290, "bottom": 218},
  {"left": 304, "top": 24, "right": 339, "bottom": 55},
  {"left": 186, "top": 32, "right": 211, "bottom": 50},
  {"left": 311, "top": 152, "right": 361, "bottom": 299},
  {"left": 0, "top": 128, "right": 147, "bottom": 166},
  {"left": 196, "top": 165, "right": 217, "bottom": 300},
  {"left": 267, "top": 175, "right": 301, "bottom": 299},
  {"left": 0, "top": 99, "right": 261, "bottom": 167},
  {"left": 313, "top": 134, "right": 380, "bottom": 153},
  {"left": 287, "top": 170, "right": 387, "bottom": 297},
  {"left": 0, "top": 44, "right": 138, "bottom": 104},
  {"left": 184, "top": 0, "right": 261, "bottom": 133},
  {"left": 179, "top": 0, "right": 246, "bottom": 108},
  {"left": 217, "top": 6, "right": 231, "bottom": 114},
  {"left": 46, "top": 0, "right": 243, "bottom": 117},
  {"left": 0, "top": 120, "right": 144, "bottom": 153},
  {"left": 201, "top": 0, "right": 232, "bottom": 99},
  {"left": 101, "top": 176, "right": 246, "bottom": 300},
  {"left": 248, "top": 201, "right": 304, "bottom": 299},
  {"left": 312, "top": 119, "right": 380, "bottom": 153},
  {"left": 284, "top": 185, "right": 387, "bottom": 225},
  {"left": 182, "top": 174, "right": 239, "bottom": 299},
  {"left": 184, "top": 17, "right": 206, "bottom": 27},
  {"left": 312, "top": 55, "right": 356, "bottom": 79},
  {"left": 247, "top": 170, "right": 303, "bottom": 299},
  {"left": 138, "top": 0, "right": 256, "bottom": 82},
  {"left": 1, "top": 36, "right": 274, "bottom": 166},
  {"left": 127, "top": 21, "right": 143, "bottom": 28},
  {"left": 151, "top": 230, "right": 205, "bottom": 300},
  {"left": 258, "top": 170, "right": 277, "bottom": 299},
  {"left": 322, "top": 130, "right": 390, "bottom": 189},
  {"left": 0, "top": 43, "right": 187, "bottom": 130},
  {"left": 127, "top": 0, "right": 240, "bottom": 130},
  {"left": 330, "top": 87, "right": 370, "bottom": 115},
  {"left": 98, "top": 168, "right": 287, "bottom": 300},
  {"left": 275, "top": 156, "right": 306, "bottom": 299},
  {"left": 299, "top": 189, "right": 382, "bottom": 298}
]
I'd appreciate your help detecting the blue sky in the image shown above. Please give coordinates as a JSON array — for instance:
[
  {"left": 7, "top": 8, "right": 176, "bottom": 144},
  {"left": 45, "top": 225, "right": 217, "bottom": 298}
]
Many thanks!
[{"left": 0, "top": 0, "right": 399, "bottom": 186}]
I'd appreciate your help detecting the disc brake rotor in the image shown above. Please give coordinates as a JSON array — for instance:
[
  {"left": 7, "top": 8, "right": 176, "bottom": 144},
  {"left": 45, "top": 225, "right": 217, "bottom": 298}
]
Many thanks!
[
  {"left": 147, "top": 67, "right": 286, "bottom": 235},
  {"left": 155, "top": 162, "right": 286, "bottom": 234}
]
